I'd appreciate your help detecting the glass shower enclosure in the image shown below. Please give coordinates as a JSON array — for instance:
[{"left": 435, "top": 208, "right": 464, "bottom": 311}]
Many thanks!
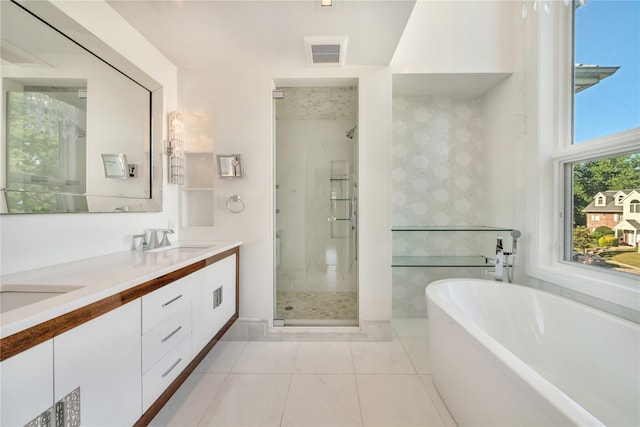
[{"left": 274, "top": 84, "right": 358, "bottom": 326}]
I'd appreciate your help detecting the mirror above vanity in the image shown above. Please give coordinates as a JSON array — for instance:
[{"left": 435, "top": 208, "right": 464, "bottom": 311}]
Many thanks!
[{"left": 0, "top": 0, "right": 164, "bottom": 214}]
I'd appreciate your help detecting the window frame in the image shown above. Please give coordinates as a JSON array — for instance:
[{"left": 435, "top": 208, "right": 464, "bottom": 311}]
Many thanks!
[{"left": 528, "top": 3, "right": 640, "bottom": 311}]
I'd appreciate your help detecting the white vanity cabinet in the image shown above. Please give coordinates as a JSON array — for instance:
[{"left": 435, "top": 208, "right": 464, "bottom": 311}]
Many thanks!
[
  {"left": 0, "top": 243, "right": 240, "bottom": 426},
  {"left": 192, "top": 253, "right": 237, "bottom": 354},
  {"left": 0, "top": 340, "right": 53, "bottom": 426},
  {"left": 0, "top": 301, "right": 142, "bottom": 426},
  {"left": 54, "top": 300, "right": 142, "bottom": 426}
]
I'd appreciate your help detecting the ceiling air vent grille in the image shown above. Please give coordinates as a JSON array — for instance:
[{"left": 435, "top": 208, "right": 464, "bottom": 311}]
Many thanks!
[
  {"left": 311, "top": 44, "right": 341, "bottom": 64},
  {"left": 304, "top": 37, "right": 347, "bottom": 66}
]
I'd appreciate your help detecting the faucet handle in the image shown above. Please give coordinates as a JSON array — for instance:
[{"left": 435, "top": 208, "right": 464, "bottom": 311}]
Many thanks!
[
  {"left": 133, "top": 234, "right": 145, "bottom": 251},
  {"left": 159, "top": 230, "right": 173, "bottom": 247}
]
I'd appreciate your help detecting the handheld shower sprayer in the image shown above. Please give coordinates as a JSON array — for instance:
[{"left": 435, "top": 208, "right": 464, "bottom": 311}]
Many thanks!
[
  {"left": 503, "top": 229, "right": 521, "bottom": 284},
  {"left": 510, "top": 229, "right": 522, "bottom": 255}
]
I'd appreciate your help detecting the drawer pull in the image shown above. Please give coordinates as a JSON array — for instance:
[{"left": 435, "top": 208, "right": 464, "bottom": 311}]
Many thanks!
[
  {"left": 161, "top": 326, "right": 183, "bottom": 343},
  {"left": 162, "top": 294, "right": 183, "bottom": 307},
  {"left": 161, "top": 358, "right": 183, "bottom": 378}
]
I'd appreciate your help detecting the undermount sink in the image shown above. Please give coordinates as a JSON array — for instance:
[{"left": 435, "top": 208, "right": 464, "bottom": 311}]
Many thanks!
[
  {"left": 147, "top": 243, "right": 217, "bottom": 253},
  {"left": 0, "top": 285, "right": 84, "bottom": 314},
  {"left": 161, "top": 246, "right": 209, "bottom": 253}
]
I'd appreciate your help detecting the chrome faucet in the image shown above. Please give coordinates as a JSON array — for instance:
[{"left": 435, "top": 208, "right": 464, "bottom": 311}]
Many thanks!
[{"left": 147, "top": 228, "right": 174, "bottom": 249}]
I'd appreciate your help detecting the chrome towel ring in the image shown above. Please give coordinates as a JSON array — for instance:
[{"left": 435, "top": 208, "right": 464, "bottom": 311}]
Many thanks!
[{"left": 226, "top": 195, "right": 245, "bottom": 213}]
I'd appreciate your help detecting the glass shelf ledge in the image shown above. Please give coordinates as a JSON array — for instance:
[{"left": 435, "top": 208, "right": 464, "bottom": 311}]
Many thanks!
[
  {"left": 391, "top": 225, "right": 513, "bottom": 232},
  {"left": 392, "top": 255, "right": 495, "bottom": 267}
]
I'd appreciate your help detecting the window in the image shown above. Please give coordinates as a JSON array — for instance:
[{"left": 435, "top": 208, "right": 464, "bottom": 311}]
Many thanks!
[
  {"left": 562, "top": 1, "right": 640, "bottom": 279},
  {"left": 631, "top": 200, "right": 640, "bottom": 214}
]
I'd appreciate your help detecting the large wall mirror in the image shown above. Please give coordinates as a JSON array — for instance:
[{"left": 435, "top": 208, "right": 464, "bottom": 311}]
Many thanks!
[{"left": 0, "top": 0, "right": 163, "bottom": 214}]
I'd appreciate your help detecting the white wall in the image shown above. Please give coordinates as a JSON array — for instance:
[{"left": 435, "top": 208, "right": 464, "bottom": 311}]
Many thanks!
[
  {"left": 0, "top": 1, "right": 179, "bottom": 275},
  {"left": 391, "top": 0, "right": 514, "bottom": 73},
  {"left": 178, "top": 66, "right": 392, "bottom": 329}
]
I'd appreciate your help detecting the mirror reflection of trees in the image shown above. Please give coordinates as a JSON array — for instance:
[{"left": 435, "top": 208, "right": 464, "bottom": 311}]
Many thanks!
[{"left": 6, "top": 90, "right": 86, "bottom": 213}]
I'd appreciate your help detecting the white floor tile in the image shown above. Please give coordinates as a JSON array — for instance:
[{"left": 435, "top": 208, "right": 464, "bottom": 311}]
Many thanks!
[
  {"left": 198, "top": 373, "right": 291, "bottom": 426},
  {"left": 351, "top": 341, "right": 415, "bottom": 374},
  {"left": 231, "top": 341, "right": 298, "bottom": 373},
  {"left": 194, "top": 341, "right": 248, "bottom": 374},
  {"left": 293, "top": 341, "right": 354, "bottom": 374},
  {"left": 392, "top": 318, "right": 429, "bottom": 338},
  {"left": 419, "top": 375, "right": 458, "bottom": 426},
  {"left": 282, "top": 374, "right": 362, "bottom": 426},
  {"left": 149, "top": 372, "right": 227, "bottom": 426},
  {"left": 357, "top": 374, "right": 445, "bottom": 426},
  {"left": 400, "top": 337, "right": 432, "bottom": 374}
]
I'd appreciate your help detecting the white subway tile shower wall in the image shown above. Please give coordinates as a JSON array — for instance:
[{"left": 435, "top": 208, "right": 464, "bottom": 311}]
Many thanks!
[{"left": 392, "top": 95, "right": 487, "bottom": 318}]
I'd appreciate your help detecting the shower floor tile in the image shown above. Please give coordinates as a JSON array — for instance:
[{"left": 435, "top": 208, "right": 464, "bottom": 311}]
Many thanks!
[{"left": 276, "top": 291, "right": 357, "bottom": 320}]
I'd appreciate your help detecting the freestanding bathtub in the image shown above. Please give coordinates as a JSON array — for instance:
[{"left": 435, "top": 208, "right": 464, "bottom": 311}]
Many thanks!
[{"left": 426, "top": 278, "right": 639, "bottom": 427}]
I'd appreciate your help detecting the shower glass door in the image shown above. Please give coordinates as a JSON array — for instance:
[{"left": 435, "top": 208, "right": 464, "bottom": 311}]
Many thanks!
[{"left": 274, "top": 84, "right": 358, "bottom": 326}]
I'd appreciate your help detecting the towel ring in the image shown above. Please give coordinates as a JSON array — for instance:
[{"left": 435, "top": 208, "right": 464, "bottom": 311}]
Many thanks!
[{"left": 226, "top": 195, "right": 245, "bottom": 213}]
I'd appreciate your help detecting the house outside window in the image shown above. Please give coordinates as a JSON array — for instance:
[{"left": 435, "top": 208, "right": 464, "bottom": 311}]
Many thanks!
[
  {"left": 531, "top": 0, "right": 639, "bottom": 311},
  {"left": 556, "top": 1, "right": 640, "bottom": 280}
]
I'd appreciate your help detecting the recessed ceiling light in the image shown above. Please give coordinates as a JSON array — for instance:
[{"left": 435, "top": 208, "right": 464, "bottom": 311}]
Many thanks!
[{"left": 320, "top": 0, "right": 333, "bottom": 7}]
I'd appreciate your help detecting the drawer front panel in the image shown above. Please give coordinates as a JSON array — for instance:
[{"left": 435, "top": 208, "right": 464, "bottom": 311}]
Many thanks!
[
  {"left": 142, "top": 308, "right": 192, "bottom": 373},
  {"left": 142, "top": 276, "right": 190, "bottom": 334},
  {"left": 142, "top": 334, "right": 191, "bottom": 411}
]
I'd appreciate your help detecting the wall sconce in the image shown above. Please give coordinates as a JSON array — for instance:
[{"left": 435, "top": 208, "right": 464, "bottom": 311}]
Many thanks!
[{"left": 167, "top": 111, "right": 184, "bottom": 184}]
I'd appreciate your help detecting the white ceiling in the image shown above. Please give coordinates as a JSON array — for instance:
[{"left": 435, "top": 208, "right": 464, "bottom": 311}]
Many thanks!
[{"left": 107, "top": 0, "right": 416, "bottom": 69}]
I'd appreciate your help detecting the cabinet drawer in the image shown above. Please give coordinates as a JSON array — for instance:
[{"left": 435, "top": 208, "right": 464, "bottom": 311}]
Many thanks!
[
  {"left": 142, "top": 276, "right": 190, "bottom": 334},
  {"left": 142, "top": 334, "right": 191, "bottom": 411},
  {"left": 142, "top": 308, "right": 191, "bottom": 373}
]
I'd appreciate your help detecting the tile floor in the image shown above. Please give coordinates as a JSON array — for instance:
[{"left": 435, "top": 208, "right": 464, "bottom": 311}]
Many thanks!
[{"left": 150, "top": 318, "right": 457, "bottom": 427}]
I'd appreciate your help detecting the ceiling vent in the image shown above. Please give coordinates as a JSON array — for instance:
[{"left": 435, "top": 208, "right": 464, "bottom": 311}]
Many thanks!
[{"left": 304, "top": 36, "right": 347, "bottom": 66}]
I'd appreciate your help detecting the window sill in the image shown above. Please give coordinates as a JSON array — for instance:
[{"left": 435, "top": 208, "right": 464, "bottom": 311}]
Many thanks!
[{"left": 528, "top": 263, "right": 640, "bottom": 312}]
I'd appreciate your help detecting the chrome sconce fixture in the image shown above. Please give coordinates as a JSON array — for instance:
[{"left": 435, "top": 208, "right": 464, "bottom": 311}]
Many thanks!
[{"left": 167, "top": 111, "right": 184, "bottom": 184}]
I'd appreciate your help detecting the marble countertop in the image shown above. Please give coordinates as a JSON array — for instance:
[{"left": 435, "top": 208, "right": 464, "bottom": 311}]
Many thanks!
[{"left": 0, "top": 240, "right": 241, "bottom": 338}]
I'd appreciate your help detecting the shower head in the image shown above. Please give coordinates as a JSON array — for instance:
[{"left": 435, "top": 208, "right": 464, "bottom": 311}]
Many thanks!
[{"left": 346, "top": 125, "right": 357, "bottom": 140}]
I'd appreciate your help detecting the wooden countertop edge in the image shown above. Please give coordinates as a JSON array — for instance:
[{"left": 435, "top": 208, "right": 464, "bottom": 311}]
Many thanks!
[{"left": 0, "top": 246, "right": 239, "bottom": 362}]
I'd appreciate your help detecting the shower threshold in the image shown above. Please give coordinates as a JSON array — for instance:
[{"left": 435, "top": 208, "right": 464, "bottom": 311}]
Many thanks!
[{"left": 275, "top": 319, "right": 358, "bottom": 327}]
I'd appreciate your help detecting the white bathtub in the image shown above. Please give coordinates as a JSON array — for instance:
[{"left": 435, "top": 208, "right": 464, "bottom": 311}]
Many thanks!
[{"left": 425, "top": 278, "right": 640, "bottom": 427}]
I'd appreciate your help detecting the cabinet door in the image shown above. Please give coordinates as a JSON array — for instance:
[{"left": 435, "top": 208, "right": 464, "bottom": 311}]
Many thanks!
[
  {"left": 192, "top": 254, "right": 237, "bottom": 354},
  {"left": 218, "top": 253, "right": 237, "bottom": 324},
  {"left": 54, "top": 300, "right": 142, "bottom": 426},
  {"left": 0, "top": 340, "right": 53, "bottom": 426},
  {"left": 191, "top": 263, "right": 219, "bottom": 353}
]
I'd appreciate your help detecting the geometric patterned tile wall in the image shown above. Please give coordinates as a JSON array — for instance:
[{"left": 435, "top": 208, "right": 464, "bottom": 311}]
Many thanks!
[{"left": 392, "top": 95, "right": 489, "bottom": 317}]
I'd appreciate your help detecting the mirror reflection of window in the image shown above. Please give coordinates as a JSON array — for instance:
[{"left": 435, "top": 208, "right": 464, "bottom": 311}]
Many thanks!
[{"left": 6, "top": 87, "right": 87, "bottom": 213}]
